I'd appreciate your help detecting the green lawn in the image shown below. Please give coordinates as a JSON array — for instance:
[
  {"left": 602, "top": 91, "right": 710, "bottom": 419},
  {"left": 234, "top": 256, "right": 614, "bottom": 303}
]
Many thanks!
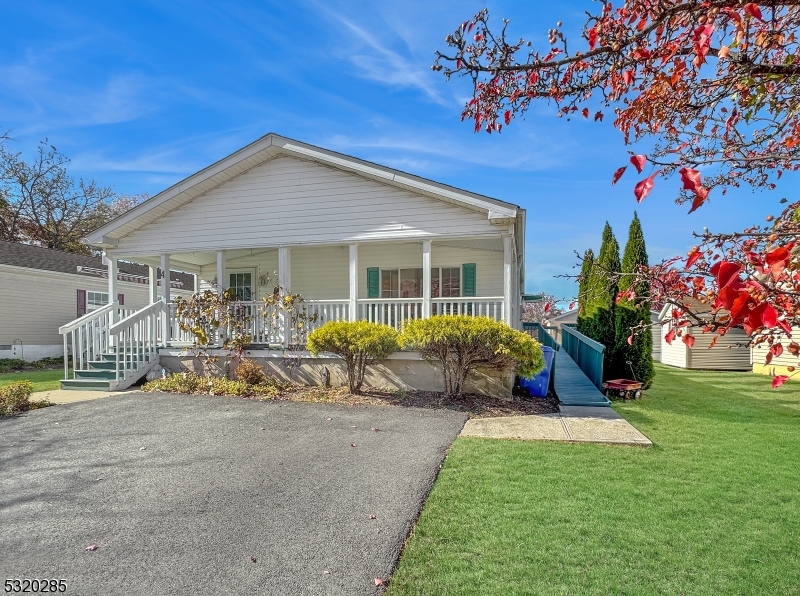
[
  {"left": 0, "top": 369, "right": 68, "bottom": 393},
  {"left": 388, "top": 364, "right": 800, "bottom": 595}
]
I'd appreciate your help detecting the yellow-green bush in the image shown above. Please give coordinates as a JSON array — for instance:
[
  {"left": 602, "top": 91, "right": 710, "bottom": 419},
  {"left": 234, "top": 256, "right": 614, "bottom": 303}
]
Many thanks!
[
  {"left": 0, "top": 380, "right": 34, "bottom": 415},
  {"left": 400, "top": 315, "right": 545, "bottom": 396},
  {"left": 307, "top": 320, "right": 399, "bottom": 394}
]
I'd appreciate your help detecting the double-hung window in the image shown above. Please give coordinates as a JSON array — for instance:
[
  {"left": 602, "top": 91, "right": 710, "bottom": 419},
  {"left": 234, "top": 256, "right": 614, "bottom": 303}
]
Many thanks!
[
  {"left": 377, "top": 267, "right": 463, "bottom": 298},
  {"left": 86, "top": 291, "right": 109, "bottom": 311}
]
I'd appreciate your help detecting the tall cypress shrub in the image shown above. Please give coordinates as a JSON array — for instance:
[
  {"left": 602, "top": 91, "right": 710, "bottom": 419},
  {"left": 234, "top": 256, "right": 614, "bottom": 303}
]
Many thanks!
[
  {"left": 583, "top": 222, "right": 620, "bottom": 378},
  {"left": 576, "top": 249, "right": 594, "bottom": 335},
  {"left": 615, "top": 212, "right": 655, "bottom": 386}
]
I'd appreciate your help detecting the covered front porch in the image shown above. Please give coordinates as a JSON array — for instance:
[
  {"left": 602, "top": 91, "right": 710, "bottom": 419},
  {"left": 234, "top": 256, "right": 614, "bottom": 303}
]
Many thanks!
[{"left": 137, "top": 236, "right": 518, "bottom": 347}]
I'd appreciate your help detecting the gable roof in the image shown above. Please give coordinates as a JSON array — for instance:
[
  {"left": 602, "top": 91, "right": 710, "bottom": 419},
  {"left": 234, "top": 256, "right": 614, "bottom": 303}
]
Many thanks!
[
  {"left": 0, "top": 241, "right": 194, "bottom": 289},
  {"left": 85, "top": 133, "right": 522, "bottom": 248}
]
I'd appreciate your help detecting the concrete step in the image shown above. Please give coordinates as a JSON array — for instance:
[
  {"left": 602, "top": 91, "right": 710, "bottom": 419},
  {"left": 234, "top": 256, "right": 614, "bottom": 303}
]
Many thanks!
[{"left": 60, "top": 379, "right": 111, "bottom": 391}]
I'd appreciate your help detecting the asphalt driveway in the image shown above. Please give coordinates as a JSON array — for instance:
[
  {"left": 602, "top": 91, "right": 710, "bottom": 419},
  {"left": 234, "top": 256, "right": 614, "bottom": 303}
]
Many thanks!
[{"left": 0, "top": 393, "right": 467, "bottom": 595}]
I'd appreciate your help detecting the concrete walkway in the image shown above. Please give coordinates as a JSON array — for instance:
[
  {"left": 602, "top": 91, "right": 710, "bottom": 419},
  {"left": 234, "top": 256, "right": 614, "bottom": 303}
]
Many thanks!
[
  {"left": 461, "top": 405, "right": 651, "bottom": 446},
  {"left": 31, "top": 389, "right": 137, "bottom": 405}
]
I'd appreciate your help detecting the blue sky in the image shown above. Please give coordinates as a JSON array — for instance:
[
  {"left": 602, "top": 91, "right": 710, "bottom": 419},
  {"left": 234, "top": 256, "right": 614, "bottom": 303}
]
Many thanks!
[{"left": 0, "top": 0, "right": 788, "bottom": 300}]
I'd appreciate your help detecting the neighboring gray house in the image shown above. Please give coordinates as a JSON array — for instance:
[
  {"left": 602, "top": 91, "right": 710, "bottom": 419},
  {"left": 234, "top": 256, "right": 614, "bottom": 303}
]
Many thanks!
[{"left": 0, "top": 241, "right": 194, "bottom": 361}]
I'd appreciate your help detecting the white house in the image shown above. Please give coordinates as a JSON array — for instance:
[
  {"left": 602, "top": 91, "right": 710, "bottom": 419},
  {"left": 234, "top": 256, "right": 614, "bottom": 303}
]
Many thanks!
[
  {"left": 59, "top": 134, "right": 527, "bottom": 394},
  {"left": 0, "top": 241, "right": 194, "bottom": 362},
  {"left": 657, "top": 301, "right": 750, "bottom": 370}
]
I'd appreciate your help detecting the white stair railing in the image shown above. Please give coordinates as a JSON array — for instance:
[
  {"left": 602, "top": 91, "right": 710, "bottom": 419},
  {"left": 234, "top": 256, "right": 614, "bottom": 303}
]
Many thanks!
[
  {"left": 109, "top": 300, "right": 167, "bottom": 384},
  {"left": 59, "top": 302, "right": 119, "bottom": 379},
  {"left": 357, "top": 298, "right": 424, "bottom": 330}
]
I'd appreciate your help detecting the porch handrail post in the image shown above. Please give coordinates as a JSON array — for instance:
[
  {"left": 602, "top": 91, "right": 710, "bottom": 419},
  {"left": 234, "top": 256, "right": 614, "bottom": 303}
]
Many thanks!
[
  {"left": 279, "top": 247, "right": 291, "bottom": 347},
  {"left": 503, "top": 234, "right": 513, "bottom": 326},
  {"left": 160, "top": 254, "right": 170, "bottom": 345},
  {"left": 148, "top": 265, "right": 158, "bottom": 304},
  {"left": 349, "top": 244, "right": 358, "bottom": 322},
  {"left": 104, "top": 252, "right": 118, "bottom": 325},
  {"left": 216, "top": 250, "right": 226, "bottom": 345},
  {"left": 422, "top": 240, "right": 432, "bottom": 319}
]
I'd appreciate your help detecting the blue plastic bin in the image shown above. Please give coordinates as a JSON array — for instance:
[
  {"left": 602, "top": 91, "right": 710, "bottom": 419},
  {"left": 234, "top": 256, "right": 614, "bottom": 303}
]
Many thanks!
[{"left": 520, "top": 346, "right": 555, "bottom": 398}]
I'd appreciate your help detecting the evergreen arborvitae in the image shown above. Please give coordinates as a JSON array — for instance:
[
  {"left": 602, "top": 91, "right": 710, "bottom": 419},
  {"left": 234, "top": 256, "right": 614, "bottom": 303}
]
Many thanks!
[
  {"left": 576, "top": 249, "right": 594, "bottom": 335},
  {"left": 583, "top": 222, "right": 620, "bottom": 378},
  {"left": 615, "top": 212, "right": 655, "bottom": 387}
]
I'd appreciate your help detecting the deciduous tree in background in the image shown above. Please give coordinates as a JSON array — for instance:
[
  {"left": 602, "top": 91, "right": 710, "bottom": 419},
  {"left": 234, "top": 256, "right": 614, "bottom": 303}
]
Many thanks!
[
  {"left": 522, "top": 292, "right": 566, "bottom": 323},
  {"left": 576, "top": 248, "right": 594, "bottom": 335},
  {"left": 434, "top": 2, "right": 800, "bottom": 384}
]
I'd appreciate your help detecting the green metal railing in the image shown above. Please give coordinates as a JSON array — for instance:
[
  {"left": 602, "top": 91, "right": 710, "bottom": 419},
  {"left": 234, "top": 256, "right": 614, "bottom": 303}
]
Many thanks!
[
  {"left": 522, "top": 322, "right": 559, "bottom": 393},
  {"left": 560, "top": 324, "right": 605, "bottom": 389}
]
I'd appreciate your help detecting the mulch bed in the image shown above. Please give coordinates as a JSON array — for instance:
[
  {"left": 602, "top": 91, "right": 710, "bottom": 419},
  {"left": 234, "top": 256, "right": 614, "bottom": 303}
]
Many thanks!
[{"left": 274, "top": 386, "right": 560, "bottom": 418}]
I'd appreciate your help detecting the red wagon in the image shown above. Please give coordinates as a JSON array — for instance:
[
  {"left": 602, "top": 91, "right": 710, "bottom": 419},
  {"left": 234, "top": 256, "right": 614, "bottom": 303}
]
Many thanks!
[{"left": 602, "top": 379, "right": 643, "bottom": 400}]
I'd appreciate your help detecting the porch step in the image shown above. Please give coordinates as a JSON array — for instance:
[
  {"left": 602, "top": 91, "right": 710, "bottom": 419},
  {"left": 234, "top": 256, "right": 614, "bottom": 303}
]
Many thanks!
[
  {"left": 60, "top": 379, "right": 112, "bottom": 391},
  {"left": 73, "top": 369, "right": 120, "bottom": 381}
]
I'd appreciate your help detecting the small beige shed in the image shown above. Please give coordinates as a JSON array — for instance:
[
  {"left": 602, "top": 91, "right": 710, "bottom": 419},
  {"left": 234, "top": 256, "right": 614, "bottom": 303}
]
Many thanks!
[{"left": 657, "top": 302, "right": 750, "bottom": 370}]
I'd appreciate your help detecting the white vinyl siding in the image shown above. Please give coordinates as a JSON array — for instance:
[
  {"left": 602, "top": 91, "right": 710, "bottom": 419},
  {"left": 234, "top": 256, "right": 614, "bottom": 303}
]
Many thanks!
[
  {"left": 659, "top": 320, "right": 750, "bottom": 370},
  {"left": 0, "top": 265, "right": 191, "bottom": 346},
  {"left": 114, "top": 157, "right": 499, "bottom": 255},
  {"left": 196, "top": 242, "right": 503, "bottom": 301}
]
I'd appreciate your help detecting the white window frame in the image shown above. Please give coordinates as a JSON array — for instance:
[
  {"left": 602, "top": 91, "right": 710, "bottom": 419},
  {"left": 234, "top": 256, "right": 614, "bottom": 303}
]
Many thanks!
[
  {"left": 86, "top": 291, "right": 110, "bottom": 312},
  {"left": 227, "top": 268, "right": 257, "bottom": 301},
  {"left": 378, "top": 266, "right": 462, "bottom": 298}
]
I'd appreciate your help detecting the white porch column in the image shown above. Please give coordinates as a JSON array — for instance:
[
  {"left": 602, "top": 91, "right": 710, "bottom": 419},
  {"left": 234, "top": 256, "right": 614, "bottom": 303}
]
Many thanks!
[
  {"left": 349, "top": 244, "right": 358, "bottom": 322},
  {"left": 148, "top": 265, "right": 158, "bottom": 304},
  {"left": 105, "top": 252, "right": 118, "bottom": 325},
  {"left": 503, "top": 235, "right": 513, "bottom": 325},
  {"left": 422, "top": 240, "right": 432, "bottom": 318},
  {"left": 278, "top": 247, "right": 291, "bottom": 347},
  {"left": 160, "top": 254, "right": 170, "bottom": 345},
  {"left": 216, "top": 251, "right": 226, "bottom": 295}
]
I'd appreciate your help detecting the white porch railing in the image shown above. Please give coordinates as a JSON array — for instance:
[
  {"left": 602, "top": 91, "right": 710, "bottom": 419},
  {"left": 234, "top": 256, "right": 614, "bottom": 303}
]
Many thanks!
[
  {"left": 163, "top": 296, "right": 504, "bottom": 346},
  {"left": 357, "top": 298, "right": 423, "bottom": 328},
  {"left": 432, "top": 297, "right": 504, "bottom": 320},
  {"left": 59, "top": 302, "right": 135, "bottom": 379},
  {"left": 109, "top": 300, "right": 166, "bottom": 384}
]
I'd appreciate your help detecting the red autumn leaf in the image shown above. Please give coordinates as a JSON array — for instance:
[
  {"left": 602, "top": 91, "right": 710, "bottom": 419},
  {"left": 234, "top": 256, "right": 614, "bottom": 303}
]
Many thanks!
[
  {"left": 630, "top": 154, "right": 647, "bottom": 173},
  {"left": 729, "top": 291, "right": 751, "bottom": 323},
  {"left": 594, "top": 111, "right": 604, "bottom": 122},
  {"left": 375, "top": 578, "right": 385, "bottom": 586},
  {"left": 778, "top": 320, "right": 793, "bottom": 337},
  {"left": 622, "top": 70, "right": 634, "bottom": 85},
  {"left": 682, "top": 334, "right": 696, "bottom": 348},
  {"left": 766, "top": 351, "right": 774, "bottom": 365},
  {"left": 687, "top": 187, "right": 710, "bottom": 213},
  {"left": 762, "top": 304, "right": 778, "bottom": 328},
  {"left": 708, "top": 336, "right": 718, "bottom": 349},
  {"left": 568, "top": 301, "right": 576, "bottom": 310},
  {"left": 770, "top": 343, "right": 784, "bottom": 358},
  {"left": 627, "top": 334, "right": 633, "bottom": 345},
  {"left": 582, "top": 107, "right": 589, "bottom": 119},
  {"left": 588, "top": 26, "right": 598, "bottom": 49},
  {"left": 789, "top": 342, "right": 800, "bottom": 356},
  {"left": 634, "top": 171, "right": 659, "bottom": 203},
  {"left": 716, "top": 261, "right": 743, "bottom": 289},
  {"left": 772, "top": 375, "right": 790, "bottom": 389},
  {"left": 664, "top": 329, "right": 676, "bottom": 345},
  {"left": 744, "top": 3, "right": 764, "bottom": 21},
  {"left": 679, "top": 167, "right": 702, "bottom": 192},
  {"left": 544, "top": 302, "right": 551, "bottom": 313},
  {"left": 504, "top": 110, "right": 512, "bottom": 125},
  {"left": 765, "top": 246, "right": 790, "bottom": 277},
  {"left": 612, "top": 166, "right": 627, "bottom": 185},
  {"left": 686, "top": 251, "right": 703, "bottom": 269}
]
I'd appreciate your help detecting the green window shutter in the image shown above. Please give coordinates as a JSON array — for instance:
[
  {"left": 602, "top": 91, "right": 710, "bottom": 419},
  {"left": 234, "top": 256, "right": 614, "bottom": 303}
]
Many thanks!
[
  {"left": 462, "top": 263, "right": 476, "bottom": 297},
  {"left": 367, "top": 268, "right": 380, "bottom": 298}
]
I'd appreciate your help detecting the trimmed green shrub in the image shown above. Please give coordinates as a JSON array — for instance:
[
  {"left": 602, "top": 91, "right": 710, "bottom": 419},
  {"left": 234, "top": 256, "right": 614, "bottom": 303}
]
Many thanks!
[
  {"left": 399, "top": 315, "right": 545, "bottom": 397},
  {"left": 307, "top": 320, "right": 400, "bottom": 394},
  {"left": 615, "top": 212, "right": 655, "bottom": 387},
  {"left": 0, "top": 381, "right": 34, "bottom": 415}
]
